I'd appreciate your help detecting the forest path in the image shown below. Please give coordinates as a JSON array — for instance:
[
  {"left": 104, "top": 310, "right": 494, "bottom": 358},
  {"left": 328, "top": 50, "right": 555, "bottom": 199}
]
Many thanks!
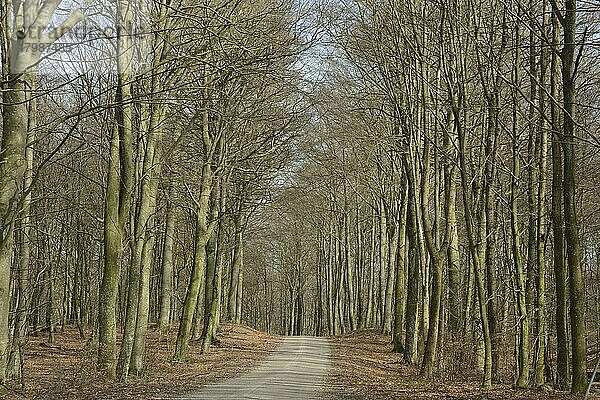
[{"left": 181, "top": 336, "right": 332, "bottom": 399}]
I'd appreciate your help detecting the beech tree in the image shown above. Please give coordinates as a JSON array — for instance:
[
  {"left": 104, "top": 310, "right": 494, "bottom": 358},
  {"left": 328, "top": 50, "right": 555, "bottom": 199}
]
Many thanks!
[
  {"left": 0, "top": 0, "right": 599, "bottom": 396},
  {"left": 0, "top": 0, "right": 84, "bottom": 383},
  {"left": 241, "top": 0, "right": 599, "bottom": 394}
]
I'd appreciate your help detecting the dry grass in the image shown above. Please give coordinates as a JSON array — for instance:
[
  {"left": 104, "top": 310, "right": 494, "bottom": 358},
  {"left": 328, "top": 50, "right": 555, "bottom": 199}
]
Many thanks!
[
  {"left": 2, "top": 323, "right": 280, "bottom": 399},
  {"left": 324, "top": 329, "right": 597, "bottom": 400}
]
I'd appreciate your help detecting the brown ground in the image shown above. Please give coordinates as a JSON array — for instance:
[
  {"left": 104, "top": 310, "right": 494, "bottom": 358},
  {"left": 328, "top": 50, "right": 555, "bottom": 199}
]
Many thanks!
[
  {"left": 5, "top": 326, "right": 600, "bottom": 399},
  {"left": 1, "top": 323, "right": 280, "bottom": 399},
  {"left": 324, "top": 329, "right": 598, "bottom": 400}
]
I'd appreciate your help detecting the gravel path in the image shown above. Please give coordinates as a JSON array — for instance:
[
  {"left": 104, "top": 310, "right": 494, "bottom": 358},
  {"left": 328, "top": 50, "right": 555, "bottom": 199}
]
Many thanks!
[{"left": 181, "top": 336, "right": 331, "bottom": 400}]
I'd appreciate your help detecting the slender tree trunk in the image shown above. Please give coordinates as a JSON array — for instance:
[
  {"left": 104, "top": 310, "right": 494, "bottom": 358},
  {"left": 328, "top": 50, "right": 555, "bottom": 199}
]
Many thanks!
[
  {"left": 404, "top": 170, "right": 420, "bottom": 365},
  {"left": 383, "top": 220, "right": 397, "bottom": 336},
  {"left": 158, "top": 195, "right": 175, "bottom": 334},
  {"left": 534, "top": 3, "right": 549, "bottom": 386},
  {"left": 201, "top": 230, "right": 222, "bottom": 352},
  {"left": 201, "top": 181, "right": 222, "bottom": 352},
  {"left": 557, "top": 0, "right": 587, "bottom": 393},
  {"left": 356, "top": 205, "right": 364, "bottom": 328},
  {"left": 454, "top": 98, "right": 492, "bottom": 388},
  {"left": 511, "top": 42, "right": 530, "bottom": 386},
  {"left": 174, "top": 163, "right": 214, "bottom": 361},
  {"left": 379, "top": 200, "right": 389, "bottom": 333},
  {"left": 129, "top": 153, "right": 162, "bottom": 376},
  {"left": 235, "top": 265, "right": 243, "bottom": 324},
  {"left": 98, "top": 0, "right": 135, "bottom": 378},
  {"left": 550, "top": 10, "right": 569, "bottom": 390},
  {"left": 7, "top": 77, "right": 35, "bottom": 380},
  {"left": 0, "top": 76, "right": 29, "bottom": 385},
  {"left": 228, "top": 211, "right": 244, "bottom": 322},
  {"left": 484, "top": 100, "right": 500, "bottom": 384},
  {"left": 47, "top": 232, "right": 56, "bottom": 345},
  {"left": 365, "top": 211, "right": 376, "bottom": 327},
  {"left": 418, "top": 121, "right": 453, "bottom": 377},
  {"left": 442, "top": 93, "right": 461, "bottom": 363},
  {"left": 326, "top": 223, "right": 335, "bottom": 334},
  {"left": 175, "top": 75, "right": 218, "bottom": 360},
  {"left": 446, "top": 164, "right": 461, "bottom": 336},
  {"left": 316, "top": 239, "right": 325, "bottom": 335},
  {"left": 98, "top": 120, "right": 131, "bottom": 378},
  {"left": 393, "top": 180, "right": 408, "bottom": 354},
  {"left": 343, "top": 206, "right": 357, "bottom": 331}
]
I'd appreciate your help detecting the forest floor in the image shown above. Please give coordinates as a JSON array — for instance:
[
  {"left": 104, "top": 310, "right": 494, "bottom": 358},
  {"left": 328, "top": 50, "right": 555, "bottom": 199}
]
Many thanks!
[
  {"left": 324, "top": 328, "right": 599, "bottom": 400},
  {"left": 1, "top": 323, "right": 280, "bottom": 399},
  {"left": 4, "top": 325, "right": 600, "bottom": 399}
]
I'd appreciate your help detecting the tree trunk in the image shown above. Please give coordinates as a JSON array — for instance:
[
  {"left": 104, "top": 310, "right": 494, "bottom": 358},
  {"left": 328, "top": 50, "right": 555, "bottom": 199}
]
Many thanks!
[
  {"left": 454, "top": 98, "right": 493, "bottom": 388},
  {"left": 158, "top": 195, "right": 175, "bottom": 334},
  {"left": 365, "top": 211, "right": 376, "bottom": 327},
  {"left": 7, "top": 76, "right": 35, "bottom": 381},
  {"left": 343, "top": 207, "right": 357, "bottom": 331},
  {"left": 550, "top": 9, "right": 569, "bottom": 390},
  {"left": 404, "top": 172, "right": 420, "bottom": 365},
  {"left": 228, "top": 212, "right": 244, "bottom": 322},
  {"left": 326, "top": 223, "right": 335, "bottom": 334},
  {"left": 236, "top": 265, "right": 243, "bottom": 324},
  {"left": 557, "top": 0, "right": 587, "bottom": 393},
  {"left": 0, "top": 75, "right": 29, "bottom": 384},
  {"left": 98, "top": 121, "right": 129, "bottom": 378},
  {"left": 174, "top": 160, "right": 214, "bottom": 360},
  {"left": 98, "top": 0, "right": 135, "bottom": 378},
  {"left": 379, "top": 200, "right": 389, "bottom": 333},
  {"left": 418, "top": 119, "right": 454, "bottom": 377},
  {"left": 130, "top": 152, "right": 162, "bottom": 376},
  {"left": 201, "top": 181, "right": 221, "bottom": 352},
  {"left": 356, "top": 205, "right": 364, "bottom": 329},
  {"left": 393, "top": 181, "right": 408, "bottom": 354},
  {"left": 384, "top": 220, "right": 398, "bottom": 336},
  {"left": 446, "top": 164, "right": 461, "bottom": 336},
  {"left": 511, "top": 41, "right": 530, "bottom": 386},
  {"left": 534, "top": 3, "right": 549, "bottom": 386}
]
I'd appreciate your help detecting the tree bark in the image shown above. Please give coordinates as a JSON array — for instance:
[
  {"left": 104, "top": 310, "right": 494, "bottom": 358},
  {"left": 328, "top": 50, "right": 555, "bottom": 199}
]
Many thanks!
[
  {"left": 534, "top": 2, "right": 549, "bottom": 386},
  {"left": 379, "top": 200, "right": 390, "bottom": 334},
  {"left": 550, "top": 9, "right": 569, "bottom": 390},
  {"left": 404, "top": 169, "right": 420, "bottom": 365},
  {"left": 158, "top": 195, "right": 175, "bottom": 334},
  {"left": 454, "top": 96, "right": 493, "bottom": 388},
  {"left": 130, "top": 149, "right": 162, "bottom": 376},
  {"left": 174, "top": 162, "right": 214, "bottom": 361},
  {"left": 0, "top": 74, "right": 28, "bottom": 386},
  {"left": 228, "top": 210, "right": 244, "bottom": 323},
  {"left": 365, "top": 211, "right": 376, "bottom": 327},
  {"left": 6, "top": 75, "right": 35, "bottom": 381},
  {"left": 98, "top": 0, "right": 135, "bottom": 378},
  {"left": 393, "top": 180, "right": 408, "bottom": 354},
  {"left": 556, "top": 0, "right": 587, "bottom": 393},
  {"left": 201, "top": 182, "right": 222, "bottom": 353}
]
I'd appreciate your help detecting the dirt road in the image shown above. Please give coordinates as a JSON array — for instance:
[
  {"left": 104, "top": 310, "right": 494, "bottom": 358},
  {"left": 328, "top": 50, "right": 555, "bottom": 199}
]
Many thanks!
[{"left": 181, "top": 336, "right": 331, "bottom": 399}]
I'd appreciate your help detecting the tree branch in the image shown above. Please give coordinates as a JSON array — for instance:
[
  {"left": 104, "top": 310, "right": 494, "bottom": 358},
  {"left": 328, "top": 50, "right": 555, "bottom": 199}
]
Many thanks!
[{"left": 548, "top": 0, "right": 566, "bottom": 28}]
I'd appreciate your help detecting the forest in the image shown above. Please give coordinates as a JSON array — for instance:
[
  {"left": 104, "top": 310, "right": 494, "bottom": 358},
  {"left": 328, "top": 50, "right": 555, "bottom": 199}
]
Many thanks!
[{"left": 1, "top": 0, "right": 600, "bottom": 397}]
